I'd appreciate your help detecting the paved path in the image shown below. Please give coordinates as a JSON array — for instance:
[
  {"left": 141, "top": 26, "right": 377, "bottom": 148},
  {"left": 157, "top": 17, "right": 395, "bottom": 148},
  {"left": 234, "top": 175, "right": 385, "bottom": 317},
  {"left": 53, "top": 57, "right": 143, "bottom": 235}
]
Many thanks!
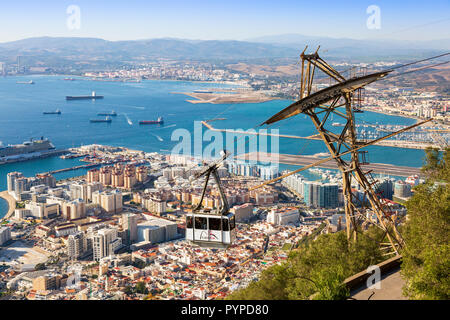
[
  {"left": 0, "top": 191, "right": 16, "bottom": 221},
  {"left": 350, "top": 268, "right": 408, "bottom": 300}
]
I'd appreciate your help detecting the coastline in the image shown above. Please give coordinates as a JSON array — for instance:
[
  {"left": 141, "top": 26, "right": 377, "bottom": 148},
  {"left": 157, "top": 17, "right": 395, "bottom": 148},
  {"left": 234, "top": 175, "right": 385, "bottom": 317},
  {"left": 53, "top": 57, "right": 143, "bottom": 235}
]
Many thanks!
[{"left": 0, "top": 191, "right": 16, "bottom": 221}]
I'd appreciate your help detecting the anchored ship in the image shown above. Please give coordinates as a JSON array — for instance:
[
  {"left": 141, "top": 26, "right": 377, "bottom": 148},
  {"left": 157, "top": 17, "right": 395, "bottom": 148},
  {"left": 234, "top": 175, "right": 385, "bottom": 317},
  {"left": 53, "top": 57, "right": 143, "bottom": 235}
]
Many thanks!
[
  {"left": 90, "top": 116, "right": 112, "bottom": 123},
  {"left": 97, "top": 110, "right": 117, "bottom": 116},
  {"left": 66, "top": 91, "right": 104, "bottom": 100},
  {"left": 0, "top": 137, "right": 66, "bottom": 164},
  {"left": 43, "top": 109, "right": 61, "bottom": 115},
  {"left": 139, "top": 117, "right": 164, "bottom": 125}
]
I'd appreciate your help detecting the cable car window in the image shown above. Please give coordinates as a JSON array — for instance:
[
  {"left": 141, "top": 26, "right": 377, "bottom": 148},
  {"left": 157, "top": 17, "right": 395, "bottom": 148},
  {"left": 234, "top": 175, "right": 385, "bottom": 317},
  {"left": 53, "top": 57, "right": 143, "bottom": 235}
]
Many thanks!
[
  {"left": 209, "top": 217, "right": 222, "bottom": 231},
  {"left": 222, "top": 218, "right": 229, "bottom": 231},
  {"left": 186, "top": 216, "right": 193, "bottom": 228},
  {"left": 230, "top": 216, "right": 235, "bottom": 230},
  {"left": 194, "top": 217, "right": 207, "bottom": 229}
]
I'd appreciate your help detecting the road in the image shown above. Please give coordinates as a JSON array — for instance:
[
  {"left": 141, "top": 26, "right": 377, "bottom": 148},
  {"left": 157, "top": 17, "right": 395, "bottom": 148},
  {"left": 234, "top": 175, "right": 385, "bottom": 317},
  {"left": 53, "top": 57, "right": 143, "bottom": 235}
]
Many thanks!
[{"left": 235, "top": 152, "right": 423, "bottom": 177}]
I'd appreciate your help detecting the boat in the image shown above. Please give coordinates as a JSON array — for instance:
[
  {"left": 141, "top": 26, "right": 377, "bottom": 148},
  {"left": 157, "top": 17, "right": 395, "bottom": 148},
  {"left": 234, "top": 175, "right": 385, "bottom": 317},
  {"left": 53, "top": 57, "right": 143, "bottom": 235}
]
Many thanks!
[
  {"left": 97, "top": 110, "right": 117, "bottom": 116},
  {"left": 16, "top": 80, "right": 34, "bottom": 84},
  {"left": 332, "top": 122, "right": 344, "bottom": 127},
  {"left": 90, "top": 116, "right": 112, "bottom": 123},
  {"left": 66, "top": 91, "right": 104, "bottom": 100},
  {"left": 139, "top": 117, "right": 164, "bottom": 125},
  {"left": 43, "top": 109, "right": 61, "bottom": 115},
  {"left": 0, "top": 137, "right": 66, "bottom": 164}
]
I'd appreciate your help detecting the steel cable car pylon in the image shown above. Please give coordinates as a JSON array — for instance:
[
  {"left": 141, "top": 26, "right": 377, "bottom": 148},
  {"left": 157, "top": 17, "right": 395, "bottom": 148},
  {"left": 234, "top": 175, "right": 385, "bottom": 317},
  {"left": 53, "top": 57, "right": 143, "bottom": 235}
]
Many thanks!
[
  {"left": 256, "top": 47, "right": 422, "bottom": 255},
  {"left": 185, "top": 150, "right": 237, "bottom": 248}
]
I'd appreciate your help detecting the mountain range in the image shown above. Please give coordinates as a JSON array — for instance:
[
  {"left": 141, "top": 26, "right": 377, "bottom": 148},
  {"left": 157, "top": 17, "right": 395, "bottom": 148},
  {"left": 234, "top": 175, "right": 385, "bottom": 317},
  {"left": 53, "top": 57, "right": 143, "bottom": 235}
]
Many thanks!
[{"left": 0, "top": 35, "right": 448, "bottom": 67}]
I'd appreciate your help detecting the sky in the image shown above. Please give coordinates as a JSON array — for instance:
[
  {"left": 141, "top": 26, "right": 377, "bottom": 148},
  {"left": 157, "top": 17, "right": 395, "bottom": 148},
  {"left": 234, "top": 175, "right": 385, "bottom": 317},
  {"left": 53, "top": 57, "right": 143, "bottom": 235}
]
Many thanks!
[{"left": 0, "top": 0, "right": 449, "bottom": 43}]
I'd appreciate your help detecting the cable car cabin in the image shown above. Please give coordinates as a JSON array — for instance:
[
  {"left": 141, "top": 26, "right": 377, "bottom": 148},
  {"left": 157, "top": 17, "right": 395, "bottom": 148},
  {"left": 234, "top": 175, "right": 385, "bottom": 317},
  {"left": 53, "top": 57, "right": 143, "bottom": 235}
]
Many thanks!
[{"left": 185, "top": 212, "right": 236, "bottom": 248}]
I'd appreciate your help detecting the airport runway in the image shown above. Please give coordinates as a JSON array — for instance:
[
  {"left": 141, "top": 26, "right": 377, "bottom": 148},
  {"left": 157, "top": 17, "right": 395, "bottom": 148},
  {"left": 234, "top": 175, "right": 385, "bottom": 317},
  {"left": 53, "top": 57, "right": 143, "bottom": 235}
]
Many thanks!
[{"left": 235, "top": 152, "right": 422, "bottom": 177}]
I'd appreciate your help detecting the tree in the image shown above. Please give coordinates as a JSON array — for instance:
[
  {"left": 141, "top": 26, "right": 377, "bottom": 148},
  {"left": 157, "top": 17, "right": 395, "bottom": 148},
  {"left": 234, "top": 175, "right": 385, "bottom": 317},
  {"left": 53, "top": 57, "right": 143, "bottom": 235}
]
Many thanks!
[
  {"left": 135, "top": 281, "right": 148, "bottom": 294},
  {"left": 226, "top": 229, "right": 384, "bottom": 300},
  {"left": 34, "top": 263, "right": 46, "bottom": 271},
  {"left": 401, "top": 149, "right": 450, "bottom": 299}
]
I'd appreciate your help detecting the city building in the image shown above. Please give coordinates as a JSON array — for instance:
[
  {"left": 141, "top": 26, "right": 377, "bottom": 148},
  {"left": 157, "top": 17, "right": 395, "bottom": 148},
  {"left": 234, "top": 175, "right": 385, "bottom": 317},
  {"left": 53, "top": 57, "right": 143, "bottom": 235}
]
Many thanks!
[
  {"left": 67, "top": 231, "right": 88, "bottom": 260},
  {"left": 137, "top": 216, "right": 178, "bottom": 244},
  {"left": 92, "top": 227, "right": 122, "bottom": 261},
  {"left": 92, "top": 190, "right": 123, "bottom": 214},
  {"left": 394, "top": 180, "right": 412, "bottom": 198},
  {"left": 303, "top": 181, "right": 339, "bottom": 208},
  {"left": 25, "top": 202, "right": 59, "bottom": 219},
  {"left": 62, "top": 199, "right": 86, "bottom": 220},
  {"left": 0, "top": 226, "right": 12, "bottom": 245},
  {"left": 122, "top": 213, "right": 140, "bottom": 244},
  {"left": 230, "top": 203, "right": 254, "bottom": 222},
  {"left": 267, "top": 207, "right": 299, "bottom": 226}
]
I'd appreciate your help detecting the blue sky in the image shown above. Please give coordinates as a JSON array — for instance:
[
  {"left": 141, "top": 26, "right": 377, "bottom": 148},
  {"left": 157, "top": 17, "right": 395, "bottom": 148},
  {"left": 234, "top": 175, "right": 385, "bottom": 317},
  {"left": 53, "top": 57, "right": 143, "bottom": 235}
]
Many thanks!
[{"left": 0, "top": 0, "right": 449, "bottom": 42}]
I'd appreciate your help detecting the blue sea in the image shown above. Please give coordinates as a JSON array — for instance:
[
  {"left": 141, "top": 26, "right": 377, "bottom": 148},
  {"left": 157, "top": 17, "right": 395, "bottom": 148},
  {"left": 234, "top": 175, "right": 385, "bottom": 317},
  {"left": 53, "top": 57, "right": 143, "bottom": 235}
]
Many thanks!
[{"left": 0, "top": 75, "right": 427, "bottom": 217}]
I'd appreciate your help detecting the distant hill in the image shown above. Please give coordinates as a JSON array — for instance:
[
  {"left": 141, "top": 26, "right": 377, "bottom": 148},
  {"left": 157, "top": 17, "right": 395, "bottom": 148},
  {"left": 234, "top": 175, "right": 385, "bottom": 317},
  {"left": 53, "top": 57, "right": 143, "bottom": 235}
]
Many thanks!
[
  {"left": 0, "top": 36, "right": 448, "bottom": 67},
  {"left": 247, "top": 34, "right": 450, "bottom": 61},
  {"left": 0, "top": 37, "right": 299, "bottom": 63}
]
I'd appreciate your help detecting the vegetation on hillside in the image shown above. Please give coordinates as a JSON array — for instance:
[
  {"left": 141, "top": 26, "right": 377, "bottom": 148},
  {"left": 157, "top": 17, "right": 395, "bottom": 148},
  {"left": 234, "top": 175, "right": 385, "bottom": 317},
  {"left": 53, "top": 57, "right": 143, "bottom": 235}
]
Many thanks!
[
  {"left": 226, "top": 228, "right": 385, "bottom": 300},
  {"left": 227, "top": 147, "right": 449, "bottom": 300},
  {"left": 400, "top": 147, "right": 449, "bottom": 300}
]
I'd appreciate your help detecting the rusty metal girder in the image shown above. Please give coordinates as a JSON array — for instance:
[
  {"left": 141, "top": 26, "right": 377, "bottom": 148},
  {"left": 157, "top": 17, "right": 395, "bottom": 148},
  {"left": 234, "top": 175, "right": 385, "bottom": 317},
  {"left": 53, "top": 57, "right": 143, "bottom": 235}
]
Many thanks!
[{"left": 261, "top": 70, "right": 391, "bottom": 125}]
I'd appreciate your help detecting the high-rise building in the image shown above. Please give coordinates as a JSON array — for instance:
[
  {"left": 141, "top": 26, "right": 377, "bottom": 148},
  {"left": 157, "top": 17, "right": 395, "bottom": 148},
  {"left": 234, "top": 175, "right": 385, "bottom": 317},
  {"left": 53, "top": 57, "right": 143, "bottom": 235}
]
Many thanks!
[
  {"left": 87, "top": 168, "right": 100, "bottom": 183},
  {"left": 122, "top": 213, "right": 139, "bottom": 244},
  {"left": 375, "top": 178, "right": 394, "bottom": 200},
  {"left": 86, "top": 182, "right": 103, "bottom": 202},
  {"left": 111, "top": 167, "right": 124, "bottom": 188},
  {"left": 93, "top": 190, "right": 123, "bottom": 214},
  {"left": 91, "top": 227, "right": 122, "bottom": 261},
  {"left": 136, "top": 166, "right": 148, "bottom": 182},
  {"left": 99, "top": 166, "right": 112, "bottom": 186},
  {"left": 7, "top": 172, "right": 23, "bottom": 193},
  {"left": 63, "top": 199, "right": 86, "bottom": 220},
  {"left": 67, "top": 231, "right": 88, "bottom": 260},
  {"left": 303, "top": 181, "right": 339, "bottom": 208},
  {"left": 0, "top": 226, "right": 12, "bottom": 245},
  {"left": 70, "top": 181, "right": 88, "bottom": 201}
]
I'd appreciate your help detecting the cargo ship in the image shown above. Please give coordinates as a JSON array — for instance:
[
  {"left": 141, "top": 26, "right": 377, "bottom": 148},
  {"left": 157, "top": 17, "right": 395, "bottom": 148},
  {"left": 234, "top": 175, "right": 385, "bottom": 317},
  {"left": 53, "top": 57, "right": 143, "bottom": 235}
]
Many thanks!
[
  {"left": 66, "top": 91, "right": 104, "bottom": 100},
  {"left": 90, "top": 116, "right": 112, "bottom": 123},
  {"left": 0, "top": 137, "right": 67, "bottom": 164},
  {"left": 43, "top": 109, "right": 61, "bottom": 115},
  {"left": 139, "top": 117, "right": 164, "bottom": 125},
  {"left": 97, "top": 110, "right": 117, "bottom": 116}
]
